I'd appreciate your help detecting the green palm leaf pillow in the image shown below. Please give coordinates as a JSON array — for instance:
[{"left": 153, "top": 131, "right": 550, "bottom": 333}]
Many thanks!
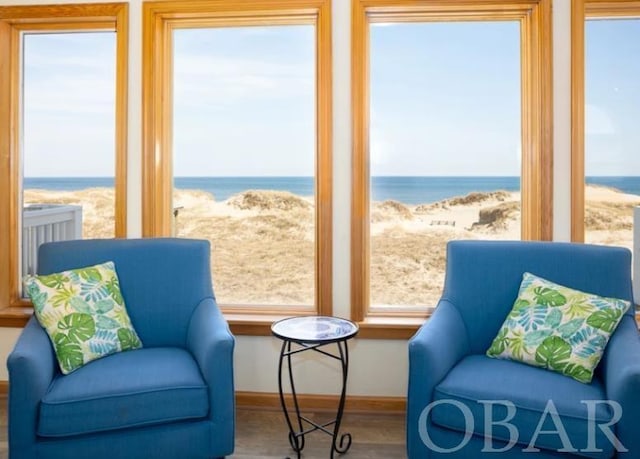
[
  {"left": 487, "top": 272, "right": 630, "bottom": 384},
  {"left": 24, "top": 261, "right": 142, "bottom": 374}
]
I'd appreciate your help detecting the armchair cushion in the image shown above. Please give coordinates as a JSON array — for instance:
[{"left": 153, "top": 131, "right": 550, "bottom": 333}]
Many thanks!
[
  {"left": 432, "top": 355, "right": 614, "bottom": 459},
  {"left": 24, "top": 261, "right": 142, "bottom": 374},
  {"left": 487, "top": 272, "right": 630, "bottom": 383},
  {"left": 38, "top": 347, "right": 208, "bottom": 438}
]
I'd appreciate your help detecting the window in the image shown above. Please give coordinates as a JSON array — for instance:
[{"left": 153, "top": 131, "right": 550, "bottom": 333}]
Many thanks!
[
  {"left": 142, "top": 0, "right": 331, "bottom": 332},
  {"left": 572, "top": 1, "right": 640, "bottom": 254},
  {"left": 22, "top": 32, "right": 117, "bottom": 275},
  {"left": 172, "top": 26, "right": 315, "bottom": 307},
  {"left": 368, "top": 21, "right": 521, "bottom": 309},
  {"left": 352, "top": 0, "right": 553, "bottom": 336},
  {"left": 0, "top": 4, "right": 128, "bottom": 318},
  {"left": 572, "top": 0, "right": 640, "bottom": 311}
]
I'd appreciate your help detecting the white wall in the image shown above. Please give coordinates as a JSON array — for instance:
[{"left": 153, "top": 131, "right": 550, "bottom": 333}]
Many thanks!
[
  {"left": 553, "top": 0, "right": 572, "bottom": 243},
  {"left": 0, "top": 0, "right": 573, "bottom": 396}
]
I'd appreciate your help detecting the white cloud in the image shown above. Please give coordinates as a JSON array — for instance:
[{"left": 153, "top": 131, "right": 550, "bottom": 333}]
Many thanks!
[
  {"left": 23, "top": 33, "right": 116, "bottom": 175},
  {"left": 368, "top": 110, "right": 521, "bottom": 176},
  {"left": 586, "top": 103, "right": 616, "bottom": 135},
  {"left": 170, "top": 46, "right": 316, "bottom": 175},
  {"left": 173, "top": 54, "right": 314, "bottom": 109},
  {"left": 24, "top": 122, "right": 115, "bottom": 176}
]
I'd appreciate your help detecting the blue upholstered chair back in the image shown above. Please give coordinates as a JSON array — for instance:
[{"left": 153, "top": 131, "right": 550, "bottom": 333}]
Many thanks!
[
  {"left": 37, "top": 238, "right": 213, "bottom": 348},
  {"left": 443, "top": 240, "right": 634, "bottom": 355}
]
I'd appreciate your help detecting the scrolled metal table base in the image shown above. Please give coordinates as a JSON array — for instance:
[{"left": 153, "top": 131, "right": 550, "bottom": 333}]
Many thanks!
[{"left": 278, "top": 339, "right": 353, "bottom": 459}]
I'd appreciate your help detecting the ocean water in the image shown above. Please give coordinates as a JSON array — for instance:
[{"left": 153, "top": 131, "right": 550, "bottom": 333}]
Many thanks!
[{"left": 24, "top": 176, "right": 640, "bottom": 205}]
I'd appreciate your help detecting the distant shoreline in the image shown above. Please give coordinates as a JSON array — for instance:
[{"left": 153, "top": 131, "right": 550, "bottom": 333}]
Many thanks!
[{"left": 23, "top": 175, "right": 640, "bottom": 205}]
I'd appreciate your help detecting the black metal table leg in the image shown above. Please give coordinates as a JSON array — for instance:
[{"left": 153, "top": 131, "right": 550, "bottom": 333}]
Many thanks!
[
  {"left": 277, "top": 339, "right": 354, "bottom": 458},
  {"left": 272, "top": 316, "right": 359, "bottom": 459},
  {"left": 278, "top": 340, "right": 305, "bottom": 458},
  {"left": 331, "top": 339, "right": 352, "bottom": 458}
]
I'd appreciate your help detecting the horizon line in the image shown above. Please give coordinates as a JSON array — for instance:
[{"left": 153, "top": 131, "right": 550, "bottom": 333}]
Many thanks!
[{"left": 23, "top": 175, "right": 640, "bottom": 179}]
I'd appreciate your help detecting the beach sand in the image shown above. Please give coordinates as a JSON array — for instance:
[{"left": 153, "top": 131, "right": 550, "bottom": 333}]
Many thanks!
[{"left": 24, "top": 185, "right": 639, "bottom": 308}]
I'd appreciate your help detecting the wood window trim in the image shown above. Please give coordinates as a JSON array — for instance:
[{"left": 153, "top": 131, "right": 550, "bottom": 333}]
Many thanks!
[
  {"left": 351, "top": 0, "right": 554, "bottom": 335},
  {"left": 570, "top": 0, "right": 640, "bottom": 242},
  {"left": 0, "top": 3, "right": 129, "bottom": 321},
  {"left": 141, "top": 0, "right": 333, "bottom": 330},
  {"left": 8, "top": 309, "right": 640, "bottom": 338}
]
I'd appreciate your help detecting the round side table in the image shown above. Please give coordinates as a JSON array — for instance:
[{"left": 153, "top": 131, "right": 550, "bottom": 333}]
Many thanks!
[{"left": 271, "top": 316, "right": 359, "bottom": 459}]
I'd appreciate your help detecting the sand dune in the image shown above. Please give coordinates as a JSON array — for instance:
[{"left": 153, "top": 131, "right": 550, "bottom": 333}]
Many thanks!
[{"left": 24, "top": 185, "right": 639, "bottom": 307}]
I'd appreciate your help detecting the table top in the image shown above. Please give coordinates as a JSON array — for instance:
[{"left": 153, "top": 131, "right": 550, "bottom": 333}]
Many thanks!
[{"left": 271, "top": 316, "right": 359, "bottom": 343}]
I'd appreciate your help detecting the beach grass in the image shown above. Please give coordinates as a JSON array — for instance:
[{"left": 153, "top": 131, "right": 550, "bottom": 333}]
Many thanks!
[{"left": 24, "top": 185, "right": 639, "bottom": 308}]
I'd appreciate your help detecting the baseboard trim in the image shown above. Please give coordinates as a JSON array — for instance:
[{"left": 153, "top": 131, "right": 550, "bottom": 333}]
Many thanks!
[{"left": 236, "top": 390, "right": 406, "bottom": 414}]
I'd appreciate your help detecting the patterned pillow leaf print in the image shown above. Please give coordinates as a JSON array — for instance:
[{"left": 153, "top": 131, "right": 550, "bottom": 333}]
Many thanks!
[
  {"left": 523, "top": 329, "right": 552, "bottom": 347},
  {"left": 118, "top": 328, "right": 142, "bottom": 350},
  {"left": 533, "top": 287, "right": 567, "bottom": 307},
  {"left": 24, "top": 261, "right": 142, "bottom": 374},
  {"left": 586, "top": 308, "right": 623, "bottom": 333},
  {"left": 53, "top": 333, "right": 84, "bottom": 373},
  {"left": 544, "top": 308, "right": 562, "bottom": 328},
  {"left": 515, "top": 306, "right": 547, "bottom": 331},
  {"left": 58, "top": 312, "right": 96, "bottom": 344},
  {"left": 90, "top": 329, "right": 119, "bottom": 355},
  {"left": 534, "top": 336, "right": 572, "bottom": 371},
  {"left": 487, "top": 272, "right": 630, "bottom": 384},
  {"left": 570, "top": 328, "right": 606, "bottom": 358}
]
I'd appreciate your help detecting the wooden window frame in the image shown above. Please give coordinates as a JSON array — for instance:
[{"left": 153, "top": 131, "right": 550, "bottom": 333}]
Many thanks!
[
  {"left": 571, "top": 0, "right": 640, "bottom": 242},
  {"left": 0, "top": 3, "right": 129, "bottom": 326},
  {"left": 142, "top": 0, "right": 332, "bottom": 335},
  {"left": 351, "top": 0, "right": 553, "bottom": 339},
  {"left": 571, "top": 0, "right": 640, "bottom": 320}
]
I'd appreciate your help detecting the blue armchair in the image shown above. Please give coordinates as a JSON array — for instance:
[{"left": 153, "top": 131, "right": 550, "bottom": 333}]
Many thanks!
[
  {"left": 407, "top": 240, "right": 640, "bottom": 458},
  {"left": 8, "top": 238, "right": 235, "bottom": 459}
]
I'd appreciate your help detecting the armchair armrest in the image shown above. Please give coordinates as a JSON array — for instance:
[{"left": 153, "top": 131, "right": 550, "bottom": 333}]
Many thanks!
[
  {"left": 186, "top": 297, "right": 235, "bottom": 450},
  {"left": 602, "top": 315, "right": 640, "bottom": 456},
  {"left": 7, "top": 317, "right": 57, "bottom": 451},
  {"left": 407, "top": 299, "right": 470, "bottom": 458}
]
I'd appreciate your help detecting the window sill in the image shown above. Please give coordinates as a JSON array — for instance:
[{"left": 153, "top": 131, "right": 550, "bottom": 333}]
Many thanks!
[
  {"left": 355, "top": 316, "right": 426, "bottom": 339},
  {"left": 226, "top": 311, "right": 428, "bottom": 338},
  {"left": 0, "top": 306, "right": 32, "bottom": 328},
  {"left": 3, "top": 307, "right": 637, "bottom": 340},
  {"left": 0, "top": 306, "right": 326, "bottom": 336},
  {"left": 0, "top": 305, "right": 425, "bottom": 339},
  {"left": 225, "top": 312, "right": 313, "bottom": 336},
  {"left": 227, "top": 314, "right": 428, "bottom": 338}
]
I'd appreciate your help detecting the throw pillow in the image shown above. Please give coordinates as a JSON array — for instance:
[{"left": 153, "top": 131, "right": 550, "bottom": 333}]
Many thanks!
[
  {"left": 487, "top": 272, "right": 630, "bottom": 383},
  {"left": 24, "top": 261, "right": 142, "bottom": 374}
]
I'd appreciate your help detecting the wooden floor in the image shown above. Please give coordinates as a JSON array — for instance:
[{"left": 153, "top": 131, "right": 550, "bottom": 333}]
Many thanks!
[{"left": 0, "top": 403, "right": 406, "bottom": 459}]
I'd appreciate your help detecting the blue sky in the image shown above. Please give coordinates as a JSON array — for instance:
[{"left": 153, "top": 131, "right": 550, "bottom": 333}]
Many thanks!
[
  {"left": 172, "top": 26, "right": 315, "bottom": 177},
  {"left": 370, "top": 21, "right": 521, "bottom": 176},
  {"left": 586, "top": 19, "right": 640, "bottom": 175},
  {"left": 22, "top": 20, "right": 639, "bottom": 177},
  {"left": 23, "top": 32, "right": 115, "bottom": 177}
]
